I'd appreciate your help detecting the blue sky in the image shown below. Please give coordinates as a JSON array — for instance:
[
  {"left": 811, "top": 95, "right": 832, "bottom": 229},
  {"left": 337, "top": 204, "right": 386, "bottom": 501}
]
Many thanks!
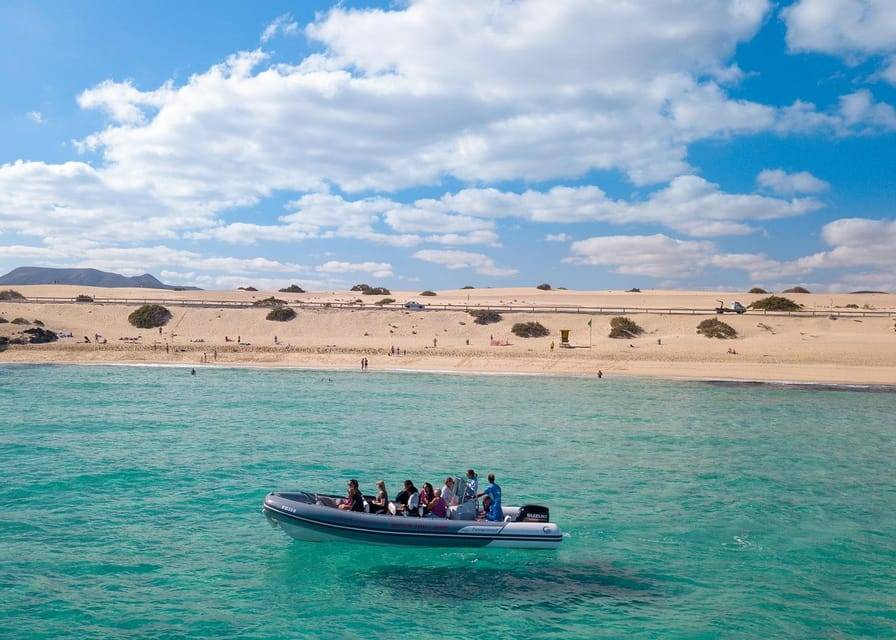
[{"left": 0, "top": 0, "right": 894, "bottom": 291}]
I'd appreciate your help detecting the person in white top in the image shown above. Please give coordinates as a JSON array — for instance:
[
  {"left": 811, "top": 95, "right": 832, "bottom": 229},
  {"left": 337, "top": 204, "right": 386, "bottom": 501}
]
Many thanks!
[
  {"left": 440, "top": 476, "right": 458, "bottom": 506},
  {"left": 406, "top": 488, "right": 420, "bottom": 515}
]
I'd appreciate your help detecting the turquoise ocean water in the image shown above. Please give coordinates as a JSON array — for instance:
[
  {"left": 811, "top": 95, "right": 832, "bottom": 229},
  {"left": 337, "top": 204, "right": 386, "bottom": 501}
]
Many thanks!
[{"left": 1, "top": 364, "right": 894, "bottom": 639}]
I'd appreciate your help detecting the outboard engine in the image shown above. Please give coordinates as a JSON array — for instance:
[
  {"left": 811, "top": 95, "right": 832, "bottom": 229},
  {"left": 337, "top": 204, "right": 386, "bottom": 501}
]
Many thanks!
[{"left": 515, "top": 504, "right": 550, "bottom": 523}]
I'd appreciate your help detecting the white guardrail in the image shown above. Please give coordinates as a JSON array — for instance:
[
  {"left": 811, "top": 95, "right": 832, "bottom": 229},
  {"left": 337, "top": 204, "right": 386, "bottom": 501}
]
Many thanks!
[{"left": 5, "top": 296, "right": 895, "bottom": 318}]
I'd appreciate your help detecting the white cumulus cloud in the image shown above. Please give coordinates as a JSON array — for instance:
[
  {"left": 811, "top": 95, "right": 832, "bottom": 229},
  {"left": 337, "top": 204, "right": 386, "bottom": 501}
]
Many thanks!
[
  {"left": 414, "top": 249, "right": 517, "bottom": 277},
  {"left": 315, "top": 261, "right": 393, "bottom": 278},
  {"left": 783, "top": 0, "right": 896, "bottom": 84},
  {"left": 757, "top": 169, "right": 829, "bottom": 194}
]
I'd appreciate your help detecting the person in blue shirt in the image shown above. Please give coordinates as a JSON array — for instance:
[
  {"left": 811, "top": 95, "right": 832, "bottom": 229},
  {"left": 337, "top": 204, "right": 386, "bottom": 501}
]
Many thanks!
[{"left": 477, "top": 473, "right": 503, "bottom": 522}]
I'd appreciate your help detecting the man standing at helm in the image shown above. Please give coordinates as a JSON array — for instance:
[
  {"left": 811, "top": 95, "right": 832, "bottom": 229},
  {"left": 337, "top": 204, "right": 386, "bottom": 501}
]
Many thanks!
[{"left": 478, "top": 473, "right": 503, "bottom": 522}]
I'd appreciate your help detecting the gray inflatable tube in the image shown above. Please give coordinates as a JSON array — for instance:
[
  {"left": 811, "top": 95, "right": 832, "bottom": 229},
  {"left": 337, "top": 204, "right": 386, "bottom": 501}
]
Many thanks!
[{"left": 263, "top": 491, "right": 563, "bottom": 549}]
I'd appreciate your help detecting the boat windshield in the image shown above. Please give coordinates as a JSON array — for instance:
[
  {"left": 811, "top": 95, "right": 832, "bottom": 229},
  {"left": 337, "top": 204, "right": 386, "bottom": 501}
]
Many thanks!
[{"left": 454, "top": 475, "right": 471, "bottom": 503}]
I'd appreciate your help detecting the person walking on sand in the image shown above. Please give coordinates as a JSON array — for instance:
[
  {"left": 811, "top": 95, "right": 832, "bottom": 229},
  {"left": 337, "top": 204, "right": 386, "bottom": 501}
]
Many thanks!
[{"left": 598, "top": 370, "right": 603, "bottom": 379}]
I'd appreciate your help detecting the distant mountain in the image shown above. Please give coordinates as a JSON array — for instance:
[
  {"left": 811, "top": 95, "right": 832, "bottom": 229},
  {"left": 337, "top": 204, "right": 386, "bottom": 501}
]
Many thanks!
[{"left": 0, "top": 267, "right": 201, "bottom": 290}]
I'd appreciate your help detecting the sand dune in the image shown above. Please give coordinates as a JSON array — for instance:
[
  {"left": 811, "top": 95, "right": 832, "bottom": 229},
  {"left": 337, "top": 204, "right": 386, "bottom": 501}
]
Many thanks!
[{"left": 2, "top": 285, "right": 895, "bottom": 384}]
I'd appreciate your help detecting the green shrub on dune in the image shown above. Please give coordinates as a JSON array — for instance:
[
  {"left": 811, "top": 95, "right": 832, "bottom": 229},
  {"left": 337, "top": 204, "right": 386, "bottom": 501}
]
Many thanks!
[
  {"left": 375, "top": 298, "right": 395, "bottom": 306},
  {"left": 253, "top": 297, "right": 287, "bottom": 308},
  {"left": 11, "top": 317, "right": 30, "bottom": 325},
  {"left": 278, "top": 285, "right": 305, "bottom": 293},
  {"left": 469, "top": 309, "right": 502, "bottom": 325},
  {"left": 748, "top": 287, "right": 768, "bottom": 294},
  {"left": 420, "top": 290, "right": 437, "bottom": 296},
  {"left": 266, "top": 307, "right": 296, "bottom": 322},
  {"left": 608, "top": 316, "right": 643, "bottom": 338},
  {"left": 511, "top": 321, "right": 549, "bottom": 338},
  {"left": 128, "top": 304, "right": 172, "bottom": 328},
  {"left": 749, "top": 296, "right": 802, "bottom": 312},
  {"left": 697, "top": 318, "right": 737, "bottom": 339},
  {"left": 0, "top": 290, "right": 25, "bottom": 300}
]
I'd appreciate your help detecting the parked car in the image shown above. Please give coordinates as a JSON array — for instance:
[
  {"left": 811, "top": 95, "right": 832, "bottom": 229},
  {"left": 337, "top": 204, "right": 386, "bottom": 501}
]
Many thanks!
[
  {"left": 715, "top": 300, "right": 746, "bottom": 314},
  {"left": 404, "top": 301, "right": 425, "bottom": 310}
]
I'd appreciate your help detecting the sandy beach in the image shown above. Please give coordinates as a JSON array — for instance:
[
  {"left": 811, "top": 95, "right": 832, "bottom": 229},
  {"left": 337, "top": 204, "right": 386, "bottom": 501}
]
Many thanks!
[{"left": 2, "top": 285, "right": 895, "bottom": 385}]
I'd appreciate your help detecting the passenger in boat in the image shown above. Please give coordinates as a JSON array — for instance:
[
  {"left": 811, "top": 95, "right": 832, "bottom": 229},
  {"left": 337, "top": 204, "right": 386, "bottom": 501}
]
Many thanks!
[
  {"left": 426, "top": 488, "right": 447, "bottom": 518},
  {"left": 478, "top": 495, "right": 492, "bottom": 520},
  {"left": 441, "top": 476, "right": 457, "bottom": 506},
  {"left": 478, "top": 473, "right": 503, "bottom": 522},
  {"left": 395, "top": 480, "right": 420, "bottom": 516},
  {"left": 420, "top": 482, "right": 436, "bottom": 512},
  {"left": 463, "top": 469, "right": 479, "bottom": 503},
  {"left": 370, "top": 480, "right": 388, "bottom": 514},
  {"left": 339, "top": 479, "right": 365, "bottom": 512}
]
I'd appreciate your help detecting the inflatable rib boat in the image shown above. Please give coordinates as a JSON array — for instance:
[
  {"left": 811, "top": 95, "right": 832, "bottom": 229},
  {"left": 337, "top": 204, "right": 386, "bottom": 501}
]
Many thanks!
[{"left": 263, "top": 490, "right": 563, "bottom": 549}]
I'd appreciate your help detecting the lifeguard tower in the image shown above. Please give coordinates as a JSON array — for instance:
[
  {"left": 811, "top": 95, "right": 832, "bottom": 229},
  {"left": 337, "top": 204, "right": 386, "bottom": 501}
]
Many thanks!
[{"left": 559, "top": 329, "right": 572, "bottom": 348}]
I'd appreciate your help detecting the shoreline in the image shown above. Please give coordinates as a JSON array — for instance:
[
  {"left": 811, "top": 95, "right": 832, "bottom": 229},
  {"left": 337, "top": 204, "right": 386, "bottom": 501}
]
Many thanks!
[
  {"left": 3, "top": 350, "right": 895, "bottom": 391},
  {"left": 3, "top": 285, "right": 895, "bottom": 388}
]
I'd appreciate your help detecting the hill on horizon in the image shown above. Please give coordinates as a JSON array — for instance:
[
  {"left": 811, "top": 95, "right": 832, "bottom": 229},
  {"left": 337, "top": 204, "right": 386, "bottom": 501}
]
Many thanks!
[{"left": 0, "top": 267, "right": 201, "bottom": 290}]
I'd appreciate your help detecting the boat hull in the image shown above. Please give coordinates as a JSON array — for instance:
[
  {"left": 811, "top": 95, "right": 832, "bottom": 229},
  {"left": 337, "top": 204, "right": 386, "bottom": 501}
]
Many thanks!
[{"left": 263, "top": 492, "right": 563, "bottom": 549}]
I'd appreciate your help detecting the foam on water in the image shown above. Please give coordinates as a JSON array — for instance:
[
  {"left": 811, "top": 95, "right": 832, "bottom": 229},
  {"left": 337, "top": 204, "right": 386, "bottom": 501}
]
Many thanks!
[{"left": 1, "top": 364, "right": 894, "bottom": 638}]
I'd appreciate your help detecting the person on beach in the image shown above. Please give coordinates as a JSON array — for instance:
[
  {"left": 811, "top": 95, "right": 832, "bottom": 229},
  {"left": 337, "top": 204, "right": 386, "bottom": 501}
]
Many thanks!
[
  {"left": 598, "top": 370, "right": 603, "bottom": 379},
  {"left": 477, "top": 473, "right": 503, "bottom": 522},
  {"left": 191, "top": 368, "right": 196, "bottom": 375}
]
